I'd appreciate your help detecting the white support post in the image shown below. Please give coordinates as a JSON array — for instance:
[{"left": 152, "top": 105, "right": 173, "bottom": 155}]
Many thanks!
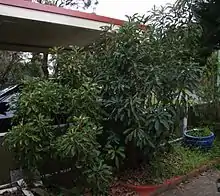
[{"left": 183, "top": 116, "right": 187, "bottom": 132}]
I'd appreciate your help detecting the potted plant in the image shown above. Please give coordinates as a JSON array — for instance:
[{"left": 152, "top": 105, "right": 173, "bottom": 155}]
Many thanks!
[{"left": 184, "top": 127, "right": 215, "bottom": 149}]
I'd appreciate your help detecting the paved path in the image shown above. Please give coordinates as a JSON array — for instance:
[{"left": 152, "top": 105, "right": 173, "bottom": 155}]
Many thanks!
[{"left": 159, "top": 169, "right": 220, "bottom": 196}]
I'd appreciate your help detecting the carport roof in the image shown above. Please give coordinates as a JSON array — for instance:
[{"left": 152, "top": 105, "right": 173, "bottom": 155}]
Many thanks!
[{"left": 0, "top": 0, "right": 124, "bottom": 52}]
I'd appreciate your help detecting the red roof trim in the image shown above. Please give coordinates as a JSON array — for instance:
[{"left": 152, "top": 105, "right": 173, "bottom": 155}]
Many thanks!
[{"left": 0, "top": 0, "right": 125, "bottom": 26}]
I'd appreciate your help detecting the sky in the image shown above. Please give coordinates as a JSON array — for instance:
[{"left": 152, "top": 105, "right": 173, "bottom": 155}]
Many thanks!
[{"left": 96, "top": 0, "right": 176, "bottom": 20}]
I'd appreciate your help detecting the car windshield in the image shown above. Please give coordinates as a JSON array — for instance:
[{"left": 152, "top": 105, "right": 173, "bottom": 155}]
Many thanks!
[
  {"left": 0, "top": 85, "right": 19, "bottom": 103},
  {"left": 0, "top": 85, "right": 17, "bottom": 97}
]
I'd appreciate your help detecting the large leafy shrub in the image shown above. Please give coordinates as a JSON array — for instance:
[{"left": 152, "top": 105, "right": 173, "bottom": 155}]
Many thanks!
[{"left": 88, "top": 5, "right": 203, "bottom": 166}]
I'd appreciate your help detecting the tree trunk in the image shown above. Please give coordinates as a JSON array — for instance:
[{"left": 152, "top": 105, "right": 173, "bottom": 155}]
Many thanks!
[
  {"left": 42, "top": 53, "right": 49, "bottom": 78},
  {"left": 31, "top": 52, "right": 49, "bottom": 78}
]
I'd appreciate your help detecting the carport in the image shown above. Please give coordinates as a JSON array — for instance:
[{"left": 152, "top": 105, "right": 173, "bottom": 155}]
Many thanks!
[
  {"left": 0, "top": 0, "right": 124, "bottom": 52},
  {"left": 0, "top": 0, "right": 124, "bottom": 184}
]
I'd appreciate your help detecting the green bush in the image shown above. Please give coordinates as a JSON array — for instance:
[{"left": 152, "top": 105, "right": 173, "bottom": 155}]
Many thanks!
[
  {"left": 4, "top": 120, "right": 53, "bottom": 170},
  {"left": 4, "top": 79, "right": 112, "bottom": 194},
  {"left": 88, "top": 5, "right": 203, "bottom": 166}
]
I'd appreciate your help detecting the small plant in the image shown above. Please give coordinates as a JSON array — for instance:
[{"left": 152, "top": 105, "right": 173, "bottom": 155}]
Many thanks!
[
  {"left": 104, "top": 137, "right": 125, "bottom": 169},
  {"left": 188, "top": 127, "right": 212, "bottom": 137},
  {"left": 83, "top": 159, "right": 112, "bottom": 195},
  {"left": 4, "top": 118, "right": 53, "bottom": 170}
]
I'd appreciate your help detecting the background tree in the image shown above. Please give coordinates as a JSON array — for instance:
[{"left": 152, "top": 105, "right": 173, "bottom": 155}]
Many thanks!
[
  {"left": 175, "top": 0, "right": 220, "bottom": 61},
  {"left": 193, "top": 0, "right": 220, "bottom": 58},
  {"left": 175, "top": 0, "right": 220, "bottom": 129},
  {"left": 0, "top": 52, "right": 44, "bottom": 88},
  {"left": 35, "top": 0, "right": 98, "bottom": 10},
  {"left": 0, "top": 51, "right": 22, "bottom": 87}
]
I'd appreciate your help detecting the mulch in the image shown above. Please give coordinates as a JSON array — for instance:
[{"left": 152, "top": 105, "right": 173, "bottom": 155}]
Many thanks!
[{"left": 110, "top": 182, "right": 138, "bottom": 196}]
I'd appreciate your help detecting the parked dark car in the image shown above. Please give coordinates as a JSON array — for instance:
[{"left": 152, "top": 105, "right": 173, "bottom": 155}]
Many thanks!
[{"left": 0, "top": 85, "right": 20, "bottom": 133}]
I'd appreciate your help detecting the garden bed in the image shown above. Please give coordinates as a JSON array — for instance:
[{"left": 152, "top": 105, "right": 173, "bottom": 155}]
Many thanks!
[
  {"left": 117, "top": 141, "right": 220, "bottom": 195},
  {"left": 35, "top": 141, "right": 220, "bottom": 196}
]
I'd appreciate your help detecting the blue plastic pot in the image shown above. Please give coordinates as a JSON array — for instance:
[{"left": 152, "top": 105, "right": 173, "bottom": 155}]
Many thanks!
[{"left": 183, "top": 129, "right": 215, "bottom": 149}]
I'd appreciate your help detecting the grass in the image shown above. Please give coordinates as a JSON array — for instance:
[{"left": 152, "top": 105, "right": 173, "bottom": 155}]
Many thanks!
[
  {"left": 150, "top": 139, "right": 220, "bottom": 183},
  {"left": 119, "top": 138, "right": 220, "bottom": 185},
  {"left": 151, "top": 146, "right": 207, "bottom": 181},
  {"left": 119, "top": 141, "right": 220, "bottom": 185}
]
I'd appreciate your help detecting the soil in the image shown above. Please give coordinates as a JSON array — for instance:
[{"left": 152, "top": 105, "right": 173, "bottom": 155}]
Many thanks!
[
  {"left": 110, "top": 182, "right": 138, "bottom": 196},
  {"left": 117, "top": 164, "right": 163, "bottom": 186}
]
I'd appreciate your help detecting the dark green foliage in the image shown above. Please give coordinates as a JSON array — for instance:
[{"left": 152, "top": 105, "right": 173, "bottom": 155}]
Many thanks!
[
  {"left": 104, "top": 132, "right": 125, "bottom": 169},
  {"left": 193, "top": 0, "right": 220, "bottom": 57},
  {"left": 55, "top": 116, "right": 101, "bottom": 161},
  {"left": 4, "top": 77, "right": 111, "bottom": 194},
  {"left": 88, "top": 6, "right": 203, "bottom": 164},
  {"left": 83, "top": 159, "right": 112, "bottom": 195},
  {"left": 52, "top": 47, "right": 89, "bottom": 88},
  {"left": 176, "top": 0, "right": 220, "bottom": 63}
]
